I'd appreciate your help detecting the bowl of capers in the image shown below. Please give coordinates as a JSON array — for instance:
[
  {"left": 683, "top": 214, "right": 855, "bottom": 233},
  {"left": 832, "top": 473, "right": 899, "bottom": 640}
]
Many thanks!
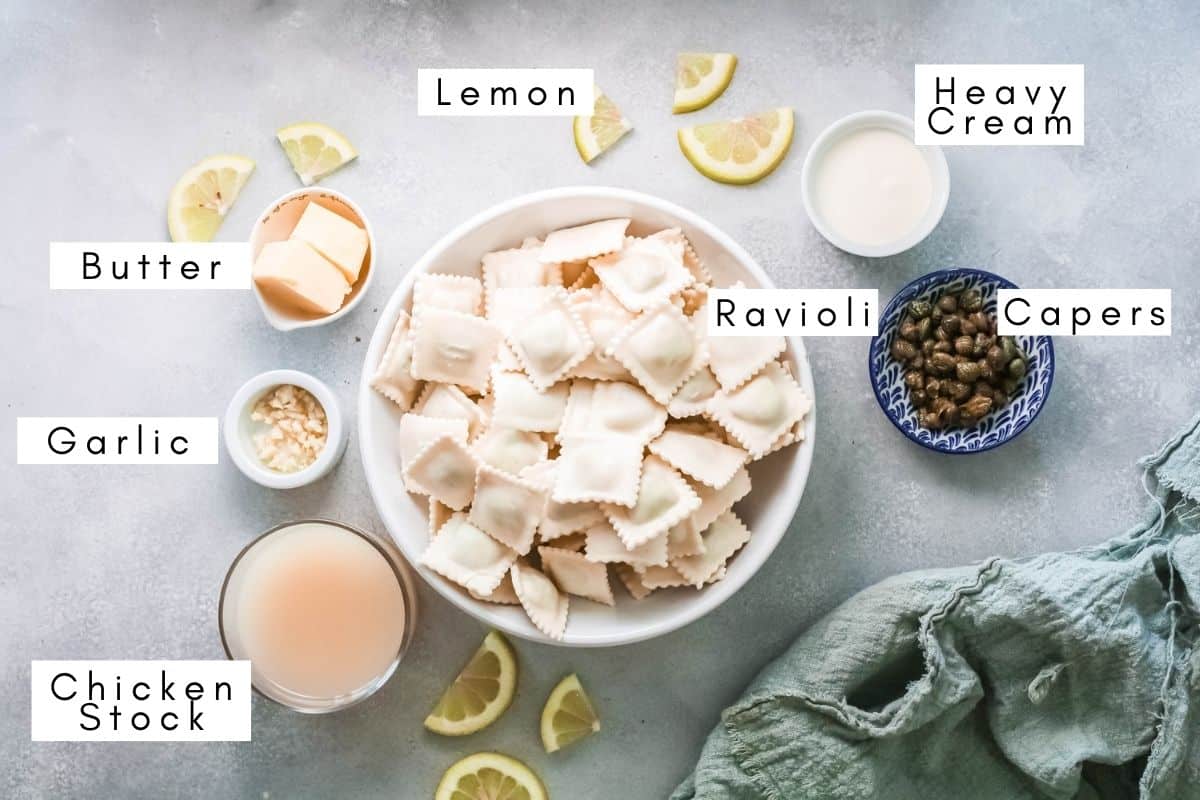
[{"left": 869, "top": 268, "right": 1054, "bottom": 454}]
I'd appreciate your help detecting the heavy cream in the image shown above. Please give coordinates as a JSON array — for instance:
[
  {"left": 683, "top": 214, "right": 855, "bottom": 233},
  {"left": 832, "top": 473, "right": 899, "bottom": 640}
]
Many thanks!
[{"left": 811, "top": 127, "right": 934, "bottom": 248}]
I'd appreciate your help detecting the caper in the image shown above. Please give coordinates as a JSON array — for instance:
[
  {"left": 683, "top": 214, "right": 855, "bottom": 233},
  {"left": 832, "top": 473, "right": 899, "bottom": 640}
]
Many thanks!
[
  {"left": 961, "top": 289, "right": 984, "bottom": 312},
  {"left": 935, "top": 325, "right": 950, "bottom": 342},
  {"left": 934, "top": 397, "right": 960, "bottom": 426},
  {"left": 968, "top": 311, "right": 990, "bottom": 334},
  {"left": 956, "top": 362, "right": 982, "bottom": 383},
  {"left": 916, "top": 317, "right": 933, "bottom": 340},
  {"left": 1007, "top": 357, "right": 1027, "bottom": 379},
  {"left": 961, "top": 319, "right": 978, "bottom": 336},
  {"left": 904, "top": 370, "right": 924, "bottom": 390},
  {"left": 1001, "top": 336, "right": 1019, "bottom": 363},
  {"left": 960, "top": 394, "right": 993, "bottom": 420},
  {"left": 937, "top": 295, "right": 958, "bottom": 313},
  {"left": 900, "top": 319, "right": 920, "bottom": 342},
  {"left": 986, "top": 345, "right": 1005, "bottom": 371},
  {"left": 911, "top": 353, "right": 925, "bottom": 370},
  {"left": 1003, "top": 377, "right": 1022, "bottom": 395},
  {"left": 940, "top": 316, "right": 961, "bottom": 337},
  {"left": 907, "top": 300, "right": 932, "bottom": 319},
  {"left": 924, "top": 378, "right": 941, "bottom": 396},
  {"left": 977, "top": 359, "right": 993, "bottom": 382},
  {"left": 974, "top": 333, "right": 993, "bottom": 356},
  {"left": 933, "top": 340, "right": 952, "bottom": 354},
  {"left": 891, "top": 339, "right": 918, "bottom": 361},
  {"left": 911, "top": 389, "right": 928, "bottom": 407},
  {"left": 954, "top": 335, "right": 974, "bottom": 355},
  {"left": 929, "top": 352, "right": 957, "bottom": 373},
  {"left": 922, "top": 339, "right": 936, "bottom": 356},
  {"left": 946, "top": 380, "right": 971, "bottom": 401},
  {"left": 921, "top": 410, "right": 943, "bottom": 430}
]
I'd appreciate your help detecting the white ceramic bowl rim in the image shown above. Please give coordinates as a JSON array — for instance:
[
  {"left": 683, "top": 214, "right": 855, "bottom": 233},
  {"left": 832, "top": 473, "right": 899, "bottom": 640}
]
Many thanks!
[
  {"left": 248, "top": 187, "right": 376, "bottom": 332},
  {"left": 224, "top": 369, "right": 345, "bottom": 489},
  {"left": 801, "top": 110, "right": 950, "bottom": 258},
  {"left": 358, "top": 186, "right": 817, "bottom": 647}
]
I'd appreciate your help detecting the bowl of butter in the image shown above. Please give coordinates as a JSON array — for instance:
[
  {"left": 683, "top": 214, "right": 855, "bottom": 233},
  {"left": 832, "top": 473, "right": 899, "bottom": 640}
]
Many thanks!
[{"left": 249, "top": 188, "right": 374, "bottom": 330}]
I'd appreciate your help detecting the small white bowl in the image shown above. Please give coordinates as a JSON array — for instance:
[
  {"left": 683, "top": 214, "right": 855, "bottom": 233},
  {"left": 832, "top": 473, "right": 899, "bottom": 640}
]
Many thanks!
[
  {"left": 358, "top": 187, "right": 817, "bottom": 647},
  {"left": 224, "top": 369, "right": 348, "bottom": 489},
  {"left": 248, "top": 188, "right": 375, "bottom": 332},
  {"left": 801, "top": 110, "right": 950, "bottom": 258}
]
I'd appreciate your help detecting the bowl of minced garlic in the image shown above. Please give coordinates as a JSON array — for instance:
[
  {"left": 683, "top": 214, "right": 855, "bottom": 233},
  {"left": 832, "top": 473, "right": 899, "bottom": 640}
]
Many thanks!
[{"left": 224, "top": 369, "right": 348, "bottom": 489}]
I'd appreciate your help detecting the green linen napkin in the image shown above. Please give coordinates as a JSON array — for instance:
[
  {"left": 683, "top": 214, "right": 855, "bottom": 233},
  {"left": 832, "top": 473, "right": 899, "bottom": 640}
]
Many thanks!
[{"left": 673, "top": 414, "right": 1200, "bottom": 800}]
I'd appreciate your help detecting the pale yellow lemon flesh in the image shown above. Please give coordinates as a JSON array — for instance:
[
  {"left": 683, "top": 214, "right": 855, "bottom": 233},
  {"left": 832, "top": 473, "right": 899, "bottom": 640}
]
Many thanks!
[
  {"left": 677, "top": 108, "right": 795, "bottom": 184},
  {"left": 166, "top": 154, "right": 255, "bottom": 242}
]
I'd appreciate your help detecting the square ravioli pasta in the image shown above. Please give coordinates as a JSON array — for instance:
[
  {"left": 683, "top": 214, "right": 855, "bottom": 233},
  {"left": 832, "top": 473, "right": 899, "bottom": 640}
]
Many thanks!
[
  {"left": 506, "top": 289, "right": 593, "bottom": 390},
  {"left": 410, "top": 306, "right": 501, "bottom": 394},
  {"left": 372, "top": 217, "right": 813, "bottom": 639},
  {"left": 707, "top": 361, "right": 811, "bottom": 457},
  {"left": 590, "top": 234, "right": 694, "bottom": 312},
  {"left": 602, "top": 455, "right": 701, "bottom": 548},
  {"left": 421, "top": 513, "right": 517, "bottom": 597},
  {"left": 554, "top": 434, "right": 644, "bottom": 507},
  {"left": 371, "top": 310, "right": 421, "bottom": 410},
  {"left": 413, "top": 273, "right": 483, "bottom": 316},
  {"left": 607, "top": 301, "right": 708, "bottom": 404}
]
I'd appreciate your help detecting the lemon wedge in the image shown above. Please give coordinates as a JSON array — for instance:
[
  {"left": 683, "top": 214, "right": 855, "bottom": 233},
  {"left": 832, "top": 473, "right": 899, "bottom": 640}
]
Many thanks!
[
  {"left": 424, "top": 631, "right": 517, "bottom": 736},
  {"left": 435, "top": 752, "right": 548, "bottom": 800},
  {"left": 275, "top": 121, "right": 357, "bottom": 185},
  {"left": 677, "top": 108, "right": 794, "bottom": 185},
  {"left": 673, "top": 52, "right": 737, "bottom": 113},
  {"left": 166, "top": 154, "right": 255, "bottom": 242},
  {"left": 540, "top": 673, "right": 600, "bottom": 753},
  {"left": 574, "top": 88, "right": 632, "bottom": 163}
]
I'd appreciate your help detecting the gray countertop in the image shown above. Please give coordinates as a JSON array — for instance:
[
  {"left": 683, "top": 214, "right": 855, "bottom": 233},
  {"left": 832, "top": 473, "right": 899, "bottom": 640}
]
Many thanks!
[{"left": 3, "top": 1, "right": 1199, "bottom": 797}]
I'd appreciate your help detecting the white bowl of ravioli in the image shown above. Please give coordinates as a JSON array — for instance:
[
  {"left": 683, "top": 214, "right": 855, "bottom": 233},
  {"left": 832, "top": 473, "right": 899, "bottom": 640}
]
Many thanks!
[{"left": 358, "top": 187, "right": 815, "bottom": 647}]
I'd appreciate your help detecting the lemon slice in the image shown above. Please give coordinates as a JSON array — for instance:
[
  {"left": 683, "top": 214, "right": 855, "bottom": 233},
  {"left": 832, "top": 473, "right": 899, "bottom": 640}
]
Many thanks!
[
  {"left": 677, "top": 108, "right": 795, "bottom": 185},
  {"left": 435, "top": 752, "right": 548, "bottom": 800},
  {"left": 574, "top": 89, "right": 632, "bottom": 163},
  {"left": 166, "top": 154, "right": 255, "bottom": 242},
  {"left": 540, "top": 673, "right": 600, "bottom": 753},
  {"left": 276, "top": 121, "right": 358, "bottom": 185},
  {"left": 424, "top": 631, "right": 517, "bottom": 736},
  {"left": 673, "top": 52, "right": 737, "bottom": 114}
]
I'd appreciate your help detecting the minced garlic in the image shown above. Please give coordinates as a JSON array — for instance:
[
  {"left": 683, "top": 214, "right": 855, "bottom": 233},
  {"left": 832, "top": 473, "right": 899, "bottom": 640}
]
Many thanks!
[{"left": 250, "top": 384, "right": 328, "bottom": 473}]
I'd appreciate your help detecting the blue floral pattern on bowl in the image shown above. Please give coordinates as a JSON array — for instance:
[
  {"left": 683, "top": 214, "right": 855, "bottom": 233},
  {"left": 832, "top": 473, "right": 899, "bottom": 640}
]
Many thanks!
[{"left": 869, "top": 268, "right": 1054, "bottom": 454}]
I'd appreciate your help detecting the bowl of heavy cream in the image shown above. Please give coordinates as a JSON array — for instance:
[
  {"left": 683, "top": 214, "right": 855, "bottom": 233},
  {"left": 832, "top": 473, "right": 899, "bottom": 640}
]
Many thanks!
[{"left": 801, "top": 111, "right": 949, "bottom": 258}]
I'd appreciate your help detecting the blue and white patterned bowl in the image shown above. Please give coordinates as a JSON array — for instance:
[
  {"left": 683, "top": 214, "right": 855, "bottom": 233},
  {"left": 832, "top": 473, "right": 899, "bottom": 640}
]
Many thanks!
[{"left": 869, "top": 268, "right": 1054, "bottom": 454}]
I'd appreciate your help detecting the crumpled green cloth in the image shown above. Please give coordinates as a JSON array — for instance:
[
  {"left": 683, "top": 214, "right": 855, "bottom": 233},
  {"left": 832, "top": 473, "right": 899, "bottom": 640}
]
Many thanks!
[{"left": 673, "top": 414, "right": 1200, "bottom": 800}]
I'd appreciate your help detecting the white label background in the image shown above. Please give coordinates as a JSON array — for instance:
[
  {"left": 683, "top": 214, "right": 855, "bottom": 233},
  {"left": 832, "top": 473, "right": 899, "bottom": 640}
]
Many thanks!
[
  {"left": 49, "top": 243, "right": 251, "bottom": 290},
  {"left": 417, "top": 68, "right": 594, "bottom": 116},
  {"left": 31, "top": 661, "right": 251, "bottom": 742},
  {"left": 996, "top": 289, "right": 1171, "bottom": 336},
  {"left": 706, "top": 289, "right": 879, "bottom": 337},
  {"left": 16, "top": 418, "right": 219, "bottom": 464}
]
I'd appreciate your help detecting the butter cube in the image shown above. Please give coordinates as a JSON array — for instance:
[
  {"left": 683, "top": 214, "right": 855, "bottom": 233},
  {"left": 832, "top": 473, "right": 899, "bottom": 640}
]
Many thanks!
[
  {"left": 253, "top": 239, "right": 350, "bottom": 316},
  {"left": 288, "top": 202, "right": 368, "bottom": 283}
]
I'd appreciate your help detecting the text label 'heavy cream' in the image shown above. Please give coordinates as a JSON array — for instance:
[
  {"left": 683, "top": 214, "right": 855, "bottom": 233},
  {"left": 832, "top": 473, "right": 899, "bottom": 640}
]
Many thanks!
[
  {"left": 16, "top": 418, "right": 219, "bottom": 464},
  {"left": 914, "top": 65, "right": 1084, "bottom": 145},
  {"left": 49, "top": 243, "right": 251, "bottom": 289}
]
